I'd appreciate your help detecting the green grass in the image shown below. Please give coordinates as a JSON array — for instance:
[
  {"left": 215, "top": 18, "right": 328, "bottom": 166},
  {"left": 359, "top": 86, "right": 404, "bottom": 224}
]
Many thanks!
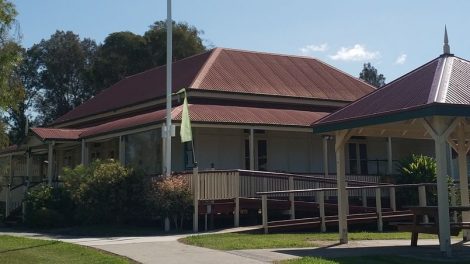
[
  {"left": 181, "top": 232, "right": 440, "bottom": 250},
  {"left": 280, "top": 256, "right": 470, "bottom": 264},
  {"left": 0, "top": 235, "right": 133, "bottom": 264}
]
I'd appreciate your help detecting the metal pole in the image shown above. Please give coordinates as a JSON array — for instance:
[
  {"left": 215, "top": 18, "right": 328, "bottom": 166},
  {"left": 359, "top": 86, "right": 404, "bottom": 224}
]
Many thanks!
[{"left": 165, "top": 0, "right": 173, "bottom": 177}]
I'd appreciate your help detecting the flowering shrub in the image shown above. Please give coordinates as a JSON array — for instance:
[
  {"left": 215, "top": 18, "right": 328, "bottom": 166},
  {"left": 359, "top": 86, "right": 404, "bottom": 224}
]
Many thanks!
[{"left": 148, "top": 175, "right": 192, "bottom": 230}]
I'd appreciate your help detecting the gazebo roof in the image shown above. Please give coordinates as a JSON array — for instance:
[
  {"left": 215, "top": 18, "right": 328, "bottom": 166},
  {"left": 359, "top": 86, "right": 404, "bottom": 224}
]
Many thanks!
[{"left": 314, "top": 54, "right": 470, "bottom": 133}]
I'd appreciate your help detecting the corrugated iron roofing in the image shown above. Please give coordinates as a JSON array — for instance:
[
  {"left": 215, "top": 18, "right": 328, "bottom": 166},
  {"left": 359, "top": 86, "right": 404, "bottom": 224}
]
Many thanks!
[
  {"left": 31, "top": 127, "right": 85, "bottom": 140},
  {"left": 173, "top": 104, "right": 329, "bottom": 127},
  {"left": 53, "top": 49, "right": 214, "bottom": 125},
  {"left": 80, "top": 110, "right": 168, "bottom": 138},
  {"left": 446, "top": 57, "right": 470, "bottom": 104},
  {"left": 315, "top": 58, "right": 441, "bottom": 126},
  {"left": 0, "top": 145, "right": 19, "bottom": 154},
  {"left": 53, "top": 48, "right": 374, "bottom": 126},
  {"left": 79, "top": 104, "right": 328, "bottom": 138},
  {"left": 196, "top": 48, "right": 373, "bottom": 101}
]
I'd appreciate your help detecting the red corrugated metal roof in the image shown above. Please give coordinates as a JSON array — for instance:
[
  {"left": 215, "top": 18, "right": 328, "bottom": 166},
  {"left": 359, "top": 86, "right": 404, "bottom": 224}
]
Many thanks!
[
  {"left": 314, "top": 57, "right": 441, "bottom": 127},
  {"left": 53, "top": 48, "right": 374, "bottom": 126},
  {"left": 314, "top": 55, "right": 470, "bottom": 132},
  {"left": 53, "top": 49, "right": 214, "bottom": 125},
  {"left": 80, "top": 110, "right": 168, "bottom": 138},
  {"left": 195, "top": 48, "right": 374, "bottom": 101},
  {"left": 78, "top": 104, "right": 328, "bottom": 138},
  {"left": 31, "top": 127, "right": 85, "bottom": 141},
  {"left": 0, "top": 145, "right": 19, "bottom": 154},
  {"left": 173, "top": 104, "right": 328, "bottom": 127}
]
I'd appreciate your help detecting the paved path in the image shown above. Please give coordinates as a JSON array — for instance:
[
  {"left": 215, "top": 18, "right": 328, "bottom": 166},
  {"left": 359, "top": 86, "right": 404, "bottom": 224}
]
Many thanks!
[
  {"left": 2, "top": 228, "right": 470, "bottom": 263},
  {"left": 0, "top": 228, "right": 266, "bottom": 264}
]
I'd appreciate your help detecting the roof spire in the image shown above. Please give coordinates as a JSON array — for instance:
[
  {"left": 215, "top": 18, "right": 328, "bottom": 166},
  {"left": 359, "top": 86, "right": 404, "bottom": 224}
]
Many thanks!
[{"left": 443, "top": 25, "right": 451, "bottom": 55}]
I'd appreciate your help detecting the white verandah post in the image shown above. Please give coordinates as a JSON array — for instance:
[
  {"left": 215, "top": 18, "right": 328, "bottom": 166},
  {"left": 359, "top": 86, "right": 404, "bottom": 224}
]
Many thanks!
[
  {"left": 423, "top": 117, "right": 457, "bottom": 256},
  {"left": 323, "top": 136, "right": 329, "bottom": 177},
  {"left": 335, "top": 130, "right": 351, "bottom": 244},
  {"left": 193, "top": 166, "right": 199, "bottom": 232}
]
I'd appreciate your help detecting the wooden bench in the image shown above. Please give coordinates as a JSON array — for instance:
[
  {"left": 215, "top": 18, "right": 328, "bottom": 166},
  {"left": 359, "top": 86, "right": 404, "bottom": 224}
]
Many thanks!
[{"left": 392, "top": 206, "right": 470, "bottom": 246}]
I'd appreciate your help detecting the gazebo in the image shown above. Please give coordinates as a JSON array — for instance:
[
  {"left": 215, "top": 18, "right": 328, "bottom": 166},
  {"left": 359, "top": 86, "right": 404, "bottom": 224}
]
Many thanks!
[{"left": 313, "top": 29, "right": 470, "bottom": 256}]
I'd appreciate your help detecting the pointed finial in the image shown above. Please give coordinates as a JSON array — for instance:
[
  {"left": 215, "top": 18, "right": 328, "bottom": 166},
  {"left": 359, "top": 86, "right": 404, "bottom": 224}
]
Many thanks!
[{"left": 443, "top": 25, "right": 451, "bottom": 55}]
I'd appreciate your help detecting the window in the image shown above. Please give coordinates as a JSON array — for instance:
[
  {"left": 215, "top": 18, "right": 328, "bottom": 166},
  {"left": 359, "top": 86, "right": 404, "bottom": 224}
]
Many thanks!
[
  {"left": 257, "top": 140, "right": 267, "bottom": 171},
  {"left": 184, "top": 142, "right": 194, "bottom": 170},
  {"left": 244, "top": 140, "right": 250, "bottom": 170},
  {"left": 348, "top": 143, "right": 368, "bottom": 175},
  {"left": 125, "top": 130, "right": 162, "bottom": 175},
  {"left": 348, "top": 143, "right": 358, "bottom": 174}
]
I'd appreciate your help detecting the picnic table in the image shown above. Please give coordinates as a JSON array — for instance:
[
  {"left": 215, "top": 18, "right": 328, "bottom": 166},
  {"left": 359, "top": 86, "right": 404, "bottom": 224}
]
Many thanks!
[{"left": 394, "top": 206, "right": 470, "bottom": 246}]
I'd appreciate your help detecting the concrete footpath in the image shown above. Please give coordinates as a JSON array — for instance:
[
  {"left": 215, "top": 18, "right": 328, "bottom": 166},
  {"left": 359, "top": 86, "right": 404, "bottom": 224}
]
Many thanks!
[
  {"left": 2, "top": 228, "right": 470, "bottom": 263},
  {"left": 0, "top": 228, "right": 266, "bottom": 264}
]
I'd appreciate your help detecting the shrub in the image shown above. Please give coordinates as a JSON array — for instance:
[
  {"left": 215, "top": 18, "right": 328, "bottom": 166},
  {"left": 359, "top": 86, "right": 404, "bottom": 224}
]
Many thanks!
[
  {"left": 148, "top": 175, "right": 192, "bottom": 230},
  {"left": 396, "top": 154, "right": 454, "bottom": 207},
  {"left": 24, "top": 185, "right": 74, "bottom": 228},
  {"left": 62, "top": 159, "right": 149, "bottom": 224}
]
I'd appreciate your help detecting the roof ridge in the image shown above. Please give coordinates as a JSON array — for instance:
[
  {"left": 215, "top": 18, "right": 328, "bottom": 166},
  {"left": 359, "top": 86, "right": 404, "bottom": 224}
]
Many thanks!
[
  {"left": 431, "top": 56, "right": 454, "bottom": 103},
  {"left": 190, "top": 48, "right": 222, "bottom": 88},
  {"left": 215, "top": 47, "right": 319, "bottom": 60},
  {"left": 313, "top": 56, "right": 443, "bottom": 126},
  {"left": 124, "top": 49, "right": 215, "bottom": 80}
]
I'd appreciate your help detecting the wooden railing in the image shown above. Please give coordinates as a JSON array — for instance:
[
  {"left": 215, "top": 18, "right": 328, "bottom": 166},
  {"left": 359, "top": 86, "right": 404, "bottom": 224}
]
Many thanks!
[
  {"left": 257, "top": 183, "right": 440, "bottom": 234},
  {"left": 178, "top": 169, "right": 383, "bottom": 201}
]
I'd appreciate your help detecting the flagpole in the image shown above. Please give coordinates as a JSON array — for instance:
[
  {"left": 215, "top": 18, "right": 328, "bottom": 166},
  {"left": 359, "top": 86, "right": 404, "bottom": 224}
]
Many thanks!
[{"left": 165, "top": 0, "right": 172, "bottom": 177}]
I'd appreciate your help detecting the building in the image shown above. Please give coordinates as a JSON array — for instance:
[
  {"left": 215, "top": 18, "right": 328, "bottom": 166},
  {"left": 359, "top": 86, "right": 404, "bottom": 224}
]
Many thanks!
[{"left": 0, "top": 47, "right": 435, "bottom": 217}]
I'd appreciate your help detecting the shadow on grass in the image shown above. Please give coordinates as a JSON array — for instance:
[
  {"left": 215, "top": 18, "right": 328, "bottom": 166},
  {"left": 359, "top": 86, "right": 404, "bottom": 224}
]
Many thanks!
[
  {"left": 0, "top": 241, "right": 59, "bottom": 254},
  {"left": 275, "top": 244, "right": 470, "bottom": 263}
]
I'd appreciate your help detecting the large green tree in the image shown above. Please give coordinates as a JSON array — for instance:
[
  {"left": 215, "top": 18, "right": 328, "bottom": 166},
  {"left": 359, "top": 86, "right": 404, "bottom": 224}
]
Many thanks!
[
  {"left": 92, "top": 32, "right": 152, "bottom": 92},
  {"left": 144, "top": 21, "right": 206, "bottom": 66},
  {"left": 5, "top": 45, "right": 38, "bottom": 144},
  {"left": 0, "top": 0, "right": 23, "bottom": 147},
  {"left": 92, "top": 21, "right": 206, "bottom": 92},
  {"left": 27, "top": 31, "right": 97, "bottom": 125},
  {"left": 359, "top": 62, "right": 386, "bottom": 88}
]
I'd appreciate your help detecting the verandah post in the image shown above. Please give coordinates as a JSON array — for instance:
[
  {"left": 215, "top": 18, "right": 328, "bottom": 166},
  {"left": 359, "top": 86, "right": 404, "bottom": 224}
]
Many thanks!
[
  {"left": 418, "top": 185, "right": 428, "bottom": 223},
  {"left": 262, "top": 194, "right": 268, "bottom": 234},
  {"left": 376, "top": 187, "right": 383, "bottom": 232},
  {"left": 389, "top": 186, "right": 396, "bottom": 211},
  {"left": 289, "top": 176, "right": 295, "bottom": 220},
  {"left": 193, "top": 166, "right": 199, "bottom": 232},
  {"left": 319, "top": 190, "right": 326, "bottom": 232},
  {"left": 335, "top": 129, "right": 351, "bottom": 244}
]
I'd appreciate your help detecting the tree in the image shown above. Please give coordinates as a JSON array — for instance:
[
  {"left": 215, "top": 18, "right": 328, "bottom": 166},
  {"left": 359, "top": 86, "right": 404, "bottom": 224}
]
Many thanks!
[
  {"left": 27, "top": 31, "right": 97, "bottom": 125},
  {"left": 91, "top": 21, "right": 206, "bottom": 92},
  {"left": 0, "top": 0, "right": 23, "bottom": 147},
  {"left": 5, "top": 47, "right": 38, "bottom": 144},
  {"left": 144, "top": 21, "right": 206, "bottom": 66},
  {"left": 92, "top": 32, "right": 152, "bottom": 92},
  {"left": 359, "top": 62, "right": 386, "bottom": 88}
]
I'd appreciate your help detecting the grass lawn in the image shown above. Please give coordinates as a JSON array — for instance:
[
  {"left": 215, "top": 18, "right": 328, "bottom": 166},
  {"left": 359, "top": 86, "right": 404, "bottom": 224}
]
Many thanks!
[
  {"left": 280, "top": 256, "right": 469, "bottom": 264},
  {"left": 180, "top": 232, "right": 440, "bottom": 250},
  {"left": 0, "top": 235, "right": 133, "bottom": 264}
]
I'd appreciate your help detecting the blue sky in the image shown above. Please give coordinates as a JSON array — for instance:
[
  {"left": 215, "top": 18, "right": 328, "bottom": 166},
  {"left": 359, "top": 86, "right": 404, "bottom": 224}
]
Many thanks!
[{"left": 13, "top": 0, "right": 470, "bottom": 81}]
